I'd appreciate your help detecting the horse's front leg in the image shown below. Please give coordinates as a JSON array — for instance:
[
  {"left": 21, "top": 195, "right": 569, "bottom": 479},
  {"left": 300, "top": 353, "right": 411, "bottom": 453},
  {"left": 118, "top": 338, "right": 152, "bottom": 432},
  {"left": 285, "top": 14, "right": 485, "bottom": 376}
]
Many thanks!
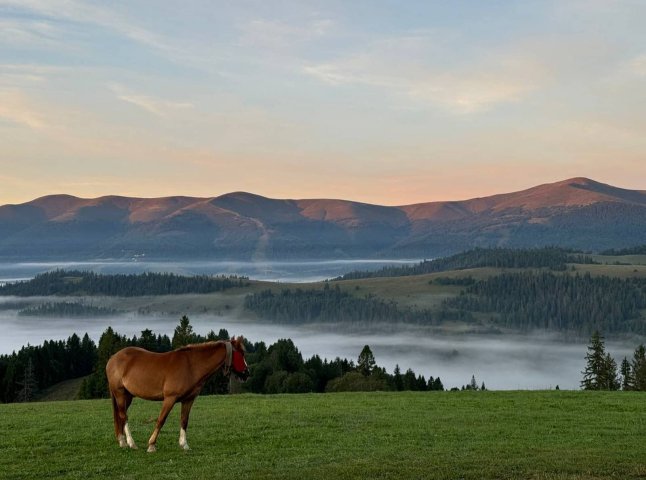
[
  {"left": 179, "top": 398, "right": 195, "bottom": 451},
  {"left": 147, "top": 397, "right": 177, "bottom": 453}
]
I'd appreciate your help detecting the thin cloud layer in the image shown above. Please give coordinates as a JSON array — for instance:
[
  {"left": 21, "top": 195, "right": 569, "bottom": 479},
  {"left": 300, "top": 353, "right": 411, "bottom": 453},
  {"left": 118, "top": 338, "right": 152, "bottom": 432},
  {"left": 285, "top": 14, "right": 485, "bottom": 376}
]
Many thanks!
[
  {"left": 108, "top": 83, "right": 193, "bottom": 117},
  {"left": 0, "top": 1, "right": 644, "bottom": 204}
]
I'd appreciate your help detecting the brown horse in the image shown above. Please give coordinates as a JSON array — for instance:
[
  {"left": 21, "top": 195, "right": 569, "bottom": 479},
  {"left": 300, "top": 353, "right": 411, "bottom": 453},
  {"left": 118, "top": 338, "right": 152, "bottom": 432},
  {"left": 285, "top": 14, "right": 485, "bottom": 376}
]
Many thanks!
[{"left": 106, "top": 336, "right": 249, "bottom": 452}]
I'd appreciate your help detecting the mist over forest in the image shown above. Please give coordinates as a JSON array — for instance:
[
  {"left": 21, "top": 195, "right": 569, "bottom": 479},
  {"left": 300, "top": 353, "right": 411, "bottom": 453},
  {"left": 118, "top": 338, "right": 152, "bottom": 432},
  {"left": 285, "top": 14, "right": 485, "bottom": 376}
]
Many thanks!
[
  {"left": 0, "top": 306, "right": 636, "bottom": 391},
  {"left": 1, "top": 248, "right": 645, "bottom": 394}
]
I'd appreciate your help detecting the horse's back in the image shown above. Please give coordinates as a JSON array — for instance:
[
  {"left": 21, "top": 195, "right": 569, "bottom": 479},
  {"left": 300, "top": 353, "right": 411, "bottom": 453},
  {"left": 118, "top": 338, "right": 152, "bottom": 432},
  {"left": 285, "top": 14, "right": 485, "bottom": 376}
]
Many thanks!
[
  {"left": 107, "top": 346, "right": 156, "bottom": 373},
  {"left": 106, "top": 347, "right": 171, "bottom": 399}
]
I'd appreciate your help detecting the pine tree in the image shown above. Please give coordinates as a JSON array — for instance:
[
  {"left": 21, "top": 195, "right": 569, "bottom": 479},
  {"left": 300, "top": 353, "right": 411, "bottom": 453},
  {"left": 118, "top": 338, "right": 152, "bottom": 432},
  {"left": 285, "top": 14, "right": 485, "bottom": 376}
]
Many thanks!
[
  {"left": 357, "top": 345, "right": 376, "bottom": 377},
  {"left": 432, "top": 377, "right": 444, "bottom": 391},
  {"left": 172, "top": 315, "right": 196, "bottom": 348},
  {"left": 469, "top": 375, "right": 479, "bottom": 391},
  {"left": 138, "top": 329, "right": 157, "bottom": 351},
  {"left": 581, "top": 331, "right": 607, "bottom": 390},
  {"left": 600, "top": 353, "right": 620, "bottom": 391},
  {"left": 16, "top": 358, "right": 38, "bottom": 402},
  {"left": 620, "top": 357, "right": 633, "bottom": 390},
  {"left": 393, "top": 364, "right": 403, "bottom": 391},
  {"left": 402, "top": 369, "right": 417, "bottom": 390},
  {"left": 85, "top": 326, "right": 125, "bottom": 398},
  {"left": 632, "top": 344, "right": 646, "bottom": 390}
]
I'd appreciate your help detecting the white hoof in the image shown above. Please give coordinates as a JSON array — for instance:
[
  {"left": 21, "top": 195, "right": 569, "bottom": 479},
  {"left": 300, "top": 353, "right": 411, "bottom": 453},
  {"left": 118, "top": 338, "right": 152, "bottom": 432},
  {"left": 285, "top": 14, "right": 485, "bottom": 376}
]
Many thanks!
[
  {"left": 124, "top": 423, "right": 137, "bottom": 449},
  {"left": 118, "top": 435, "right": 127, "bottom": 448},
  {"left": 179, "top": 428, "right": 189, "bottom": 450},
  {"left": 147, "top": 444, "right": 157, "bottom": 453}
]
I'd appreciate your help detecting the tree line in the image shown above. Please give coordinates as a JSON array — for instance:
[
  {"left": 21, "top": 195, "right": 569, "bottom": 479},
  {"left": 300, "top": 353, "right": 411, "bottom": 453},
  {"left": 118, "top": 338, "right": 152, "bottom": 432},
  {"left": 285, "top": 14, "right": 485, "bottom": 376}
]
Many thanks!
[
  {"left": 443, "top": 272, "right": 646, "bottom": 335},
  {"left": 0, "top": 316, "right": 444, "bottom": 403},
  {"left": 430, "top": 276, "right": 477, "bottom": 286},
  {"left": 0, "top": 333, "right": 97, "bottom": 403},
  {"left": 581, "top": 331, "right": 646, "bottom": 391},
  {"left": 0, "top": 270, "right": 250, "bottom": 296},
  {"left": 18, "top": 302, "right": 119, "bottom": 317},
  {"left": 246, "top": 340, "right": 444, "bottom": 395},
  {"left": 243, "top": 283, "right": 439, "bottom": 324},
  {"left": 601, "top": 244, "right": 646, "bottom": 256},
  {"left": 334, "top": 247, "right": 597, "bottom": 281}
]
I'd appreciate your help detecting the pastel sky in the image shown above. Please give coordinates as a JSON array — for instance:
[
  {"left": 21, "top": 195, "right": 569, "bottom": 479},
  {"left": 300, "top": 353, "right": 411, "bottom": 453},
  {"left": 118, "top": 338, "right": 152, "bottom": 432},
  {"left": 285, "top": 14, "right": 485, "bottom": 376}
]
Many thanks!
[{"left": 1, "top": 1, "right": 645, "bottom": 205}]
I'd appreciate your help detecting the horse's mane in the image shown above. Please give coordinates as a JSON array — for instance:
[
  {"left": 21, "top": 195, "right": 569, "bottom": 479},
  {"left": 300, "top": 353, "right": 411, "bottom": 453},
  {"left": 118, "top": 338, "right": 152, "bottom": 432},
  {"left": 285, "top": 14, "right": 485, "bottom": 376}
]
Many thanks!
[
  {"left": 175, "top": 341, "right": 221, "bottom": 352},
  {"left": 174, "top": 336, "right": 245, "bottom": 353}
]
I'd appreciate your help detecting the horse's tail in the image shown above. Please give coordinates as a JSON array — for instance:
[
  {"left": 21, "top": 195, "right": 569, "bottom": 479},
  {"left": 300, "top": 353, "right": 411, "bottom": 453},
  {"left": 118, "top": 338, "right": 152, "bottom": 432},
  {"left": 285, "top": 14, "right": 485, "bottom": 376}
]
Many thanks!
[{"left": 109, "top": 388, "right": 122, "bottom": 439}]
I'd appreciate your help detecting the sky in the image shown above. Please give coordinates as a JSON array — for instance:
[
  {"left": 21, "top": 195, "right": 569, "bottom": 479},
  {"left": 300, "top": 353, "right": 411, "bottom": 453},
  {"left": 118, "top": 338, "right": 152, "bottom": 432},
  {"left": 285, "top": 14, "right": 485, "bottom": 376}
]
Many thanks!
[{"left": 0, "top": 0, "right": 645, "bottom": 205}]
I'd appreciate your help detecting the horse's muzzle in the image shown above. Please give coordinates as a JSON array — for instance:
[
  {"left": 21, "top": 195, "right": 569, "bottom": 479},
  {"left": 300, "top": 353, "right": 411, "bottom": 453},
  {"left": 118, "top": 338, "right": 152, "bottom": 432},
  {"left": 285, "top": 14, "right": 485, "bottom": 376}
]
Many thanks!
[{"left": 234, "top": 368, "right": 250, "bottom": 382}]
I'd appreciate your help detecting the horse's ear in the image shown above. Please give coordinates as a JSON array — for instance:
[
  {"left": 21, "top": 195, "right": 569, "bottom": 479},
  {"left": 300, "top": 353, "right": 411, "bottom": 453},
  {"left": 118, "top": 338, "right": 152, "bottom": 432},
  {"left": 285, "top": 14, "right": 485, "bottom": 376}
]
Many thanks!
[{"left": 231, "top": 335, "right": 246, "bottom": 352}]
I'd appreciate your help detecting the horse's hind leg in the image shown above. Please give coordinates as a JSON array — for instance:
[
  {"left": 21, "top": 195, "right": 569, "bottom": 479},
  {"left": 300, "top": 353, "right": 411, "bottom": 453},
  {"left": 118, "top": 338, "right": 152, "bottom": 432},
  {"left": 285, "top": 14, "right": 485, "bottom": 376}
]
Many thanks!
[
  {"left": 147, "top": 396, "right": 177, "bottom": 453},
  {"left": 113, "top": 388, "right": 137, "bottom": 449},
  {"left": 110, "top": 389, "right": 127, "bottom": 448},
  {"left": 122, "top": 393, "right": 137, "bottom": 449},
  {"left": 179, "top": 398, "right": 195, "bottom": 451}
]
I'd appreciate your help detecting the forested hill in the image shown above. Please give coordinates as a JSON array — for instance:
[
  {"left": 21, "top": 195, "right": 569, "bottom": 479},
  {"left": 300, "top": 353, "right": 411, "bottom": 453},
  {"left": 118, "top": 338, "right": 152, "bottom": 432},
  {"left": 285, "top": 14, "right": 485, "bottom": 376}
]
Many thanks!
[
  {"left": 601, "top": 244, "right": 646, "bottom": 255},
  {"left": 335, "top": 247, "right": 597, "bottom": 280},
  {"left": 243, "top": 284, "right": 459, "bottom": 324},
  {"left": 0, "top": 270, "right": 249, "bottom": 296},
  {"left": 444, "top": 272, "right": 646, "bottom": 335}
]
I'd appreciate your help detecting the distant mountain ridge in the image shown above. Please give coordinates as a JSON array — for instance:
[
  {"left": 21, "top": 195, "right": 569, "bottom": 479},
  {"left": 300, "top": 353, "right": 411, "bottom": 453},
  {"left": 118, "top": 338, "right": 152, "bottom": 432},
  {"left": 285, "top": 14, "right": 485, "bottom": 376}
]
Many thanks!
[{"left": 1, "top": 177, "right": 645, "bottom": 260}]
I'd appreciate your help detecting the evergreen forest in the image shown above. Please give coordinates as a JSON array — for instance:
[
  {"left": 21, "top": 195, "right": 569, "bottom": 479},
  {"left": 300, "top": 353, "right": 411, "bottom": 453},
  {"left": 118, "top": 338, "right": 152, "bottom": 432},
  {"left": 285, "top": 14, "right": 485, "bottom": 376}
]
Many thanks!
[
  {"left": 0, "top": 270, "right": 249, "bottom": 296},
  {"left": 244, "top": 284, "right": 440, "bottom": 324},
  {"left": 0, "top": 316, "right": 443, "bottom": 403},
  {"left": 18, "top": 302, "right": 119, "bottom": 317},
  {"left": 444, "top": 272, "right": 646, "bottom": 334},
  {"left": 335, "top": 247, "right": 597, "bottom": 280}
]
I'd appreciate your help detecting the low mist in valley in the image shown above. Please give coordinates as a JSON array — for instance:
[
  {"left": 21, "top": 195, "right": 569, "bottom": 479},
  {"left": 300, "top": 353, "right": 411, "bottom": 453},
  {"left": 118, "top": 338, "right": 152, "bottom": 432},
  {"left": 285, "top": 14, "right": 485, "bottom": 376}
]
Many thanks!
[
  {"left": 1, "top": 258, "right": 640, "bottom": 392},
  {"left": 0, "top": 259, "right": 419, "bottom": 284},
  {"left": 0, "top": 304, "right": 635, "bottom": 391}
]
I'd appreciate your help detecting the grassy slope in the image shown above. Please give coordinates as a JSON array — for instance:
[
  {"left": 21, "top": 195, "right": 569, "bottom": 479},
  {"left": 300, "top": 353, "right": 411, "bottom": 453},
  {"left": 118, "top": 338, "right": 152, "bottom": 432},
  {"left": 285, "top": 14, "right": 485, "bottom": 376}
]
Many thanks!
[
  {"left": 35, "top": 377, "right": 86, "bottom": 402},
  {"left": 1, "top": 391, "right": 646, "bottom": 480}
]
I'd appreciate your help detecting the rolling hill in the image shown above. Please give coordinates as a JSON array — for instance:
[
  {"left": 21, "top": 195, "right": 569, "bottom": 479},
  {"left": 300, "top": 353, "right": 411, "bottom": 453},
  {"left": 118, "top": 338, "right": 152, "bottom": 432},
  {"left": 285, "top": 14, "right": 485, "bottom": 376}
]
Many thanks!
[{"left": 0, "top": 177, "right": 644, "bottom": 260}]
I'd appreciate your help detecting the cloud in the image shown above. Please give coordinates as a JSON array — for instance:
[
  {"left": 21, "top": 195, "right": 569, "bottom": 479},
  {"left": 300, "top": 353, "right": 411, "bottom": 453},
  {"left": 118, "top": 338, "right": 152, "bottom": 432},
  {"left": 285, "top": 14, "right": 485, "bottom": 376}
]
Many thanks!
[
  {"left": 629, "top": 54, "right": 646, "bottom": 77},
  {"left": 107, "top": 84, "right": 193, "bottom": 117},
  {"left": 0, "top": 18, "right": 66, "bottom": 48},
  {"left": 238, "top": 17, "right": 334, "bottom": 49},
  {"left": 0, "top": 90, "right": 47, "bottom": 129},
  {"left": 303, "top": 34, "right": 544, "bottom": 114},
  {"left": 0, "top": 0, "right": 180, "bottom": 59}
]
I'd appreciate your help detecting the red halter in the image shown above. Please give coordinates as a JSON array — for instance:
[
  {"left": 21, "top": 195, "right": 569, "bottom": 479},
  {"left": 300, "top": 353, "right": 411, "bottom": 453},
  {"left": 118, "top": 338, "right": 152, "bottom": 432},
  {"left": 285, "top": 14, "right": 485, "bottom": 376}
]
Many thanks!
[
  {"left": 232, "top": 349, "right": 247, "bottom": 373},
  {"left": 224, "top": 341, "right": 247, "bottom": 376}
]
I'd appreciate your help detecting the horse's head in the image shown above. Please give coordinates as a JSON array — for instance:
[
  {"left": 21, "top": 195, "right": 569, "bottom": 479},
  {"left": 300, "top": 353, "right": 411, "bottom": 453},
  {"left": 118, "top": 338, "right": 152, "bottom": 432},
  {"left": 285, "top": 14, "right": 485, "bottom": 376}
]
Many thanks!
[{"left": 230, "top": 336, "right": 250, "bottom": 381}]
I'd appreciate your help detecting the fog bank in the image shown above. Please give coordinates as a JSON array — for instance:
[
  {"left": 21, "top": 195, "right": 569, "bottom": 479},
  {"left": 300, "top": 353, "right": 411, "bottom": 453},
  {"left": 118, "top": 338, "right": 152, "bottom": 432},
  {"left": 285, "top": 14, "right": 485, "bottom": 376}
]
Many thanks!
[
  {"left": 0, "top": 259, "right": 419, "bottom": 284},
  {"left": 0, "top": 311, "right": 635, "bottom": 391}
]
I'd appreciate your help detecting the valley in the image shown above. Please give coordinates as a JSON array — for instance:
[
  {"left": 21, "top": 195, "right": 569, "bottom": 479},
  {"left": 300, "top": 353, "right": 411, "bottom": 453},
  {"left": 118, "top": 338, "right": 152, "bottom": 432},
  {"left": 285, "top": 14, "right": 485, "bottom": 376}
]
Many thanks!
[{"left": 1, "top": 247, "right": 645, "bottom": 391}]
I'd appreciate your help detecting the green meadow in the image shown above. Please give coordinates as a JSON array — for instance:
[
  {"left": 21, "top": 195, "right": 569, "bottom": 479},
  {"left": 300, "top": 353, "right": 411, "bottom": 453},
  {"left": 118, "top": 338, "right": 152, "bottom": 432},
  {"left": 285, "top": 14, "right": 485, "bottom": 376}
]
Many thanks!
[{"left": 1, "top": 391, "right": 646, "bottom": 480}]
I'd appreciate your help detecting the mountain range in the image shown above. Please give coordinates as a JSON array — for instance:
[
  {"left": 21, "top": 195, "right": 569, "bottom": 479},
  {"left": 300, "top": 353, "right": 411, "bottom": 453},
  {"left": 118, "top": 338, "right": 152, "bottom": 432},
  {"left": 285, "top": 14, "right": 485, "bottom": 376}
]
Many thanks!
[{"left": 1, "top": 177, "right": 644, "bottom": 260}]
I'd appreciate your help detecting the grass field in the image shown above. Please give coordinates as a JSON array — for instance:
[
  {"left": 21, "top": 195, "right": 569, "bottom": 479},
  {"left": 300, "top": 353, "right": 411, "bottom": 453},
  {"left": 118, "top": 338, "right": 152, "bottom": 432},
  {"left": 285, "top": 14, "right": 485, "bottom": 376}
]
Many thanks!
[{"left": 2, "top": 391, "right": 646, "bottom": 479}]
